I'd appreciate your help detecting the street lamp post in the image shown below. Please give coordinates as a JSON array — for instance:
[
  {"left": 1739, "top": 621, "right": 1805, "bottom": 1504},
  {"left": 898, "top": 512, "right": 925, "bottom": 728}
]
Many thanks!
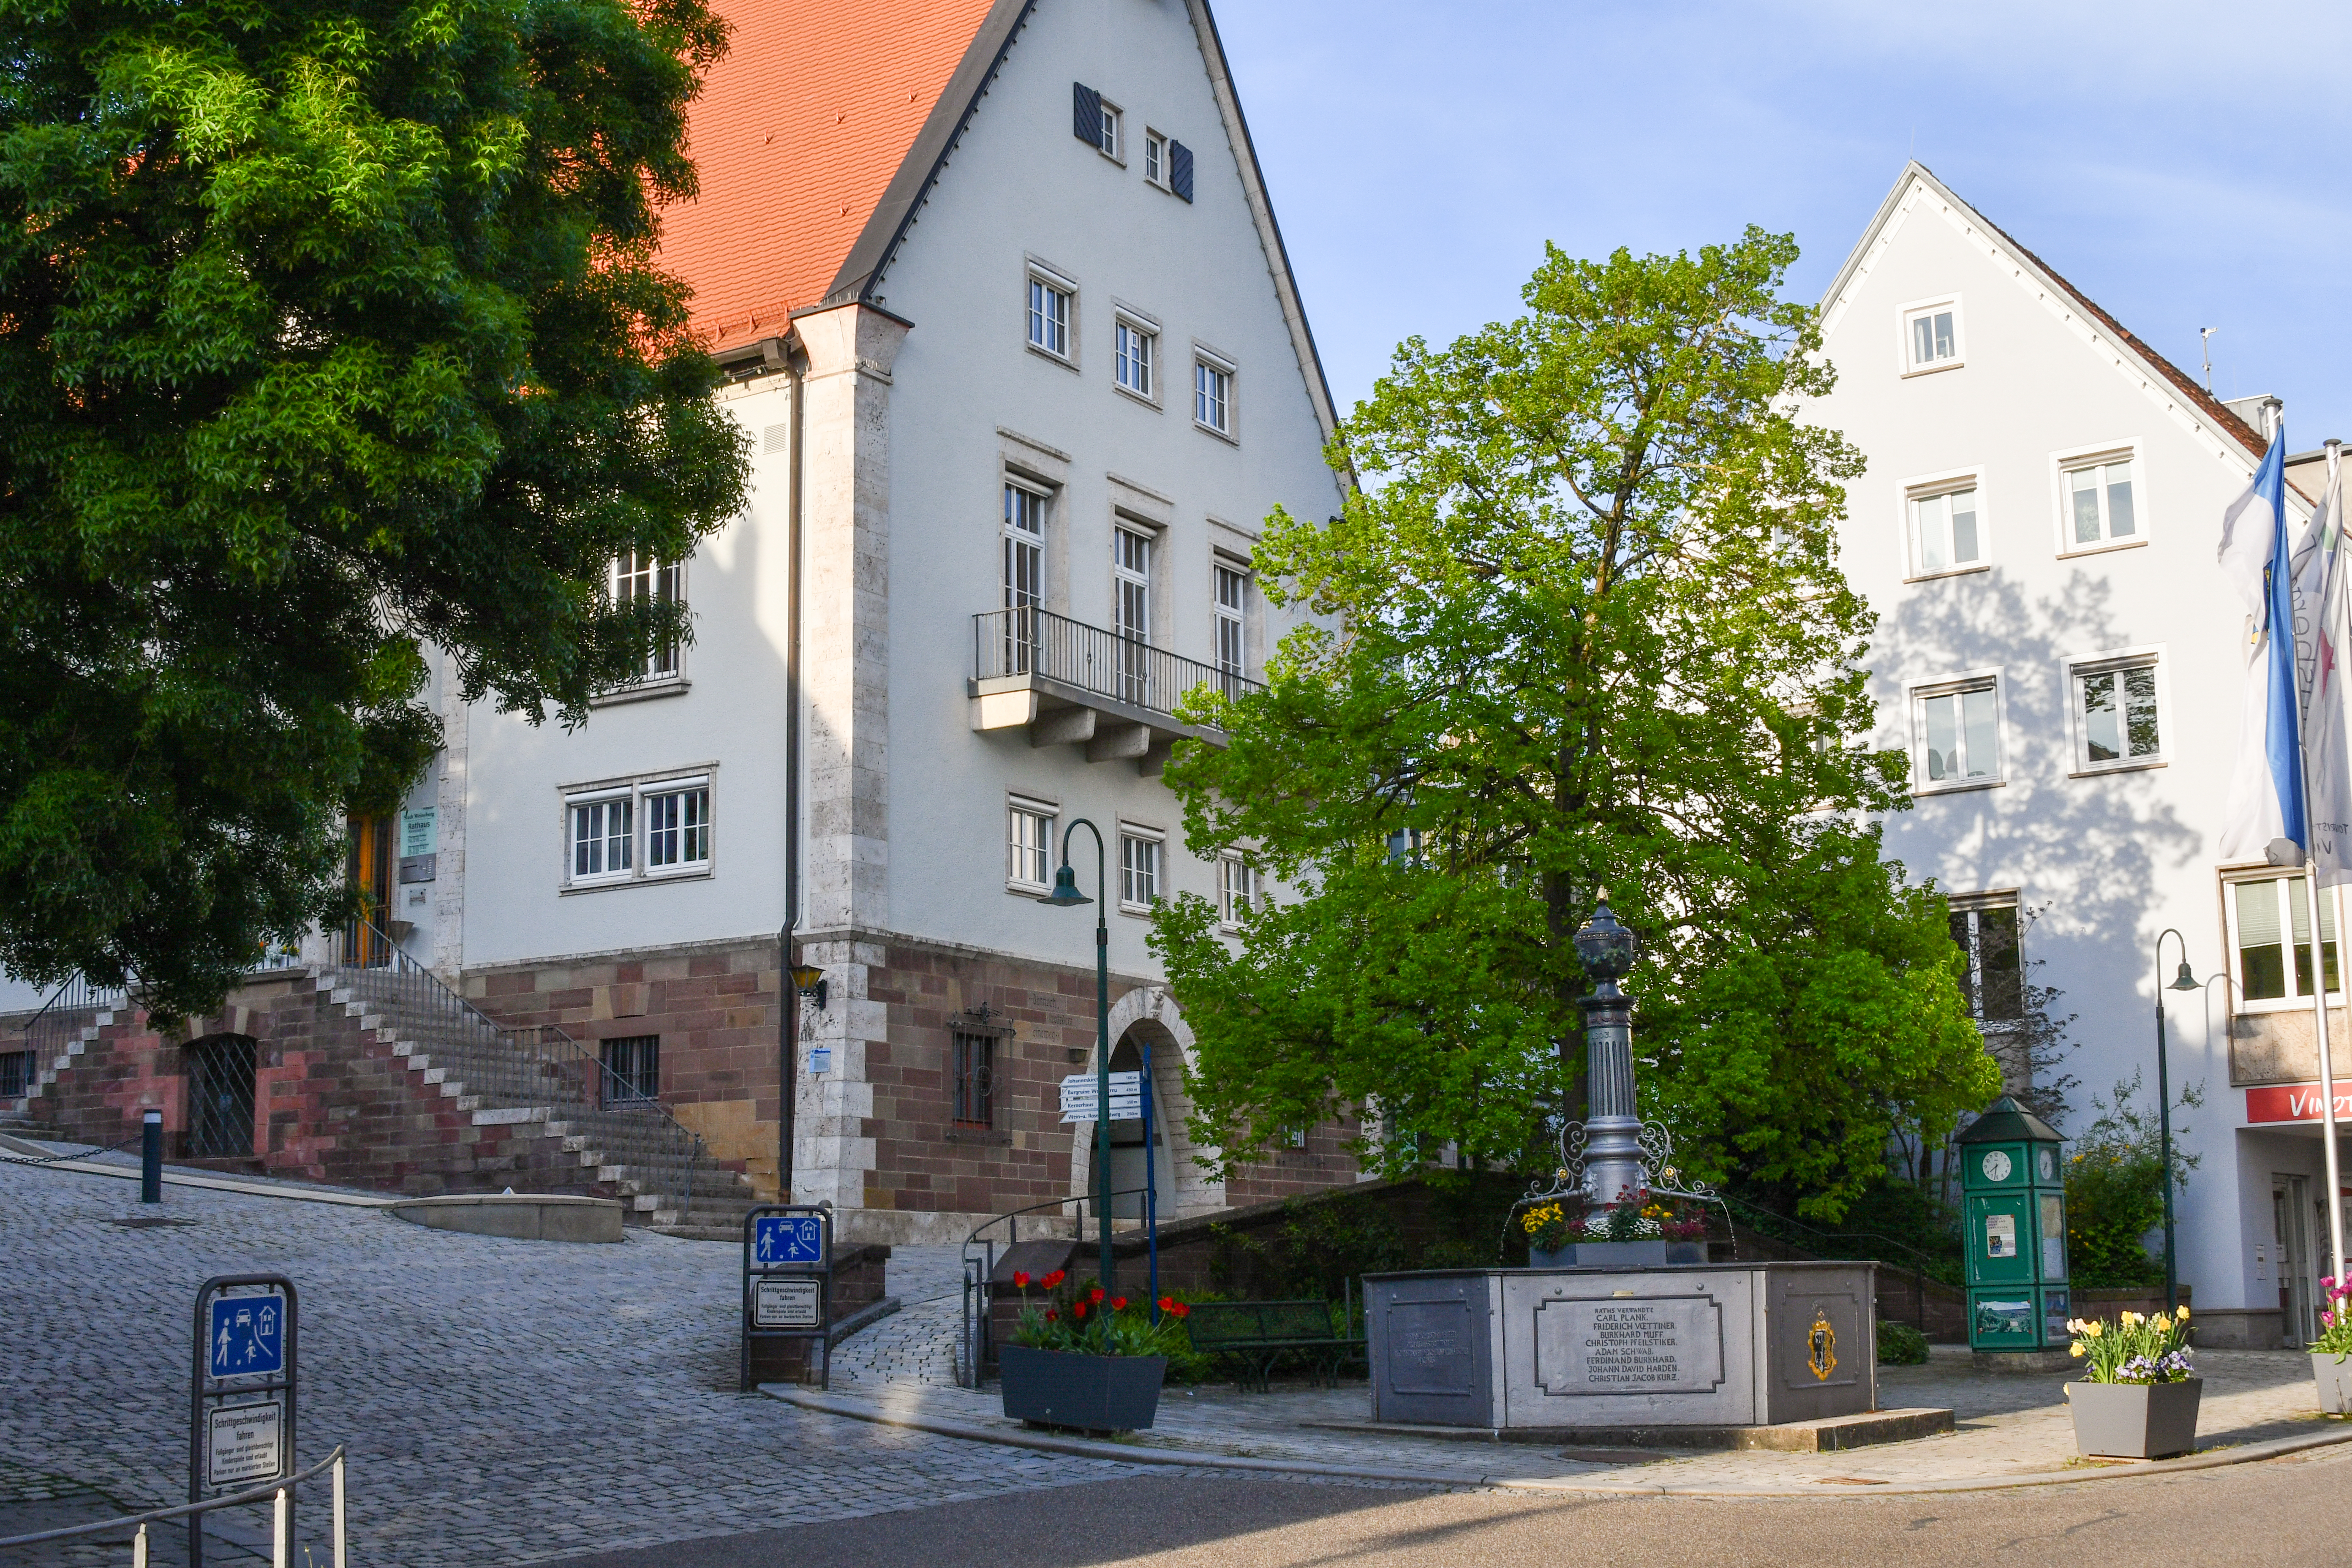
[
  {"left": 2154, "top": 929, "right": 2201, "bottom": 1314},
  {"left": 1041, "top": 818, "right": 1113, "bottom": 1297}
]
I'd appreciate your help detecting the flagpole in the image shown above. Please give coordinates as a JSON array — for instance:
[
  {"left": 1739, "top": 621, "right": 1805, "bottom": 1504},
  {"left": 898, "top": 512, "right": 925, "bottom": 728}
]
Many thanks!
[{"left": 2320, "top": 440, "right": 2349, "bottom": 1288}]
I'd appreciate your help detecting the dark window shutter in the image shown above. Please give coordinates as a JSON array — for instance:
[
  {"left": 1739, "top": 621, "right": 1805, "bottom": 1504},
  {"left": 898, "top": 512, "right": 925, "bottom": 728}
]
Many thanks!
[
  {"left": 1169, "top": 139, "right": 1194, "bottom": 203},
  {"left": 1073, "top": 82, "right": 1102, "bottom": 147}
]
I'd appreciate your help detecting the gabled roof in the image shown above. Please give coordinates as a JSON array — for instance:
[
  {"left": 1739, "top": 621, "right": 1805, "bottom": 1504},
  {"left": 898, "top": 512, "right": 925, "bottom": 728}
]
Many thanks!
[
  {"left": 658, "top": 0, "right": 1338, "bottom": 442},
  {"left": 1819, "top": 163, "right": 2275, "bottom": 471}
]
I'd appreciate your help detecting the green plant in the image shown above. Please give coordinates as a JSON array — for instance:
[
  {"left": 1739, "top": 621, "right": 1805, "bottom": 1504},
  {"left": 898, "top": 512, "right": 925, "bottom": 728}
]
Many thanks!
[
  {"left": 2065, "top": 1073, "right": 2202, "bottom": 1290},
  {"left": 2066, "top": 1307, "right": 2194, "bottom": 1384},
  {"left": 1005, "top": 1270, "right": 1196, "bottom": 1364},
  {"left": 1877, "top": 1322, "right": 1930, "bottom": 1365}
]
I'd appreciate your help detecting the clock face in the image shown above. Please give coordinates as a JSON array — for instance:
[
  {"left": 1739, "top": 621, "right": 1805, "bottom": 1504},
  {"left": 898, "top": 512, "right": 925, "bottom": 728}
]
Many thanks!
[
  {"left": 1982, "top": 1150, "right": 2013, "bottom": 1183},
  {"left": 2037, "top": 1148, "right": 2056, "bottom": 1181}
]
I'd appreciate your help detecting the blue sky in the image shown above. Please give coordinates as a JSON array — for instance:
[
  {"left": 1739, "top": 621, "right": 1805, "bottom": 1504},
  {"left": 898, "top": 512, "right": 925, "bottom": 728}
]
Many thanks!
[{"left": 1218, "top": 0, "right": 2352, "bottom": 449}]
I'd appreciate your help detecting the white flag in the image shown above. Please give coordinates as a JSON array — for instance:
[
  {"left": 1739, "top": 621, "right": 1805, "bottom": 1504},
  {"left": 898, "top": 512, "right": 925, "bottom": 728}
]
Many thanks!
[
  {"left": 2219, "top": 429, "right": 2305, "bottom": 866},
  {"left": 2300, "top": 454, "right": 2352, "bottom": 885}
]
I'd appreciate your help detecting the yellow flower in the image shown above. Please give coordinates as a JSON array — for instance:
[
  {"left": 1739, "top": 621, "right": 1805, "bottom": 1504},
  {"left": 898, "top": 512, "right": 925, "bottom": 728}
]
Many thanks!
[
  {"left": 2120, "top": 1311, "right": 2142, "bottom": 1327},
  {"left": 2084, "top": 1321, "right": 2104, "bottom": 1339},
  {"left": 2176, "top": 1306, "right": 2191, "bottom": 1322},
  {"left": 2070, "top": 1342, "right": 2085, "bottom": 1357}
]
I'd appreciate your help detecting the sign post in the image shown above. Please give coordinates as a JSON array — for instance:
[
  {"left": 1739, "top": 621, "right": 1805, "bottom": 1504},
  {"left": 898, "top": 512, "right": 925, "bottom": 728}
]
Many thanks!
[
  {"left": 742, "top": 1203, "right": 833, "bottom": 1391},
  {"left": 191, "top": 1274, "right": 298, "bottom": 1568}
]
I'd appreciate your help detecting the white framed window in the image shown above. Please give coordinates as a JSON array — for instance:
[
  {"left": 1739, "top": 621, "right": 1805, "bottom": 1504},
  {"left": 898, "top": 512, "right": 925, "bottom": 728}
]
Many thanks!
[
  {"left": 1194, "top": 354, "right": 1233, "bottom": 437},
  {"left": 642, "top": 778, "right": 711, "bottom": 874},
  {"left": 563, "top": 770, "right": 716, "bottom": 890},
  {"left": 2227, "top": 873, "right": 2342, "bottom": 1012},
  {"left": 1219, "top": 852, "right": 1257, "bottom": 929},
  {"left": 2067, "top": 649, "right": 2165, "bottom": 773},
  {"left": 1113, "top": 526, "right": 1152, "bottom": 705},
  {"left": 608, "top": 549, "right": 683, "bottom": 686},
  {"left": 1008, "top": 796, "right": 1056, "bottom": 892},
  {"left": 1119, "top": 828, "right": 1162, "bottom": 910},
  {"left": 1114, "top": 316, "right": 1155, "bottom": 400},
  {"left": 1143, "top": 130, "right": 1167, "bottom": 188},
  {"left": 1094, "top": 99, "right": 1122, "bottom": 160},
  {"left": 1026, "top": 270, "right": 1072, "bottom": 360},
  {"left": 1900, "top": 295, "right": 1963, "bottom": 375},
  {"left": 1906, "top": 476, "right": 1984, "bottom": 577},
  {"left": 1910, "top": 674, "right": 2004, "bottom": 791},
  {"left": 1214, "top": 562, "right": 1248, "bottom": 693},
  {"left": 1948, "top": 897, "right": 2023, "bottom": 1025},
  {"left": 569, "top": 795, "right": 632, "bottom": 884},
  {"left": 2057, "top": 448, "right": 2142, "bottom": 552}
]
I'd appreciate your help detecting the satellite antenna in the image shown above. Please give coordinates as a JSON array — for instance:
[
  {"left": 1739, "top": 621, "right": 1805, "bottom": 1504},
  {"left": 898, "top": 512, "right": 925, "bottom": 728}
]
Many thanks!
[{"left": 2201, "top": 327, "right": 2218, "bottom": 393}]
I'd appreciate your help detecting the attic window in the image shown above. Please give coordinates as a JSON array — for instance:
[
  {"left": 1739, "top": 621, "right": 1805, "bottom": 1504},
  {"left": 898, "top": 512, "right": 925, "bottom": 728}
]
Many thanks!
[
  {"left": 1073, "top": 83, "right": 1119, "bottom": 161},
  {"left": 1902, "top": 297, "right": 1963, "bottom": 375}
]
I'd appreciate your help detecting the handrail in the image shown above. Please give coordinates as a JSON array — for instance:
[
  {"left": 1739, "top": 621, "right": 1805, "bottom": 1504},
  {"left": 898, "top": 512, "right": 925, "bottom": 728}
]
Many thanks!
[
  {"left": 0, "top": 1445, "right": 344, "bottom": 1552},
  {"left": 5, "top": 975, "right": 130, "bottom": 1098},
  {"left": 972, "top": 606, "right": 1260, "bottom": 719},
  {"left": 958, "top": 1187, "right": 1151, "bottom": 1389},
  {"left": 332, "top": 920, "right": 711, "bottom": 1221}
]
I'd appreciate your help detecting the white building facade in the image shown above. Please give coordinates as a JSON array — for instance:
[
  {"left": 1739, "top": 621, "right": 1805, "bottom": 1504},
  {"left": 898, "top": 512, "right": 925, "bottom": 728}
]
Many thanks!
[
  {"left": 1813, "top": 163, "right": 2337, "bottom": 1347},
  {"left": 362, "top": 0, "right": 1355, "bottom": 1241}
]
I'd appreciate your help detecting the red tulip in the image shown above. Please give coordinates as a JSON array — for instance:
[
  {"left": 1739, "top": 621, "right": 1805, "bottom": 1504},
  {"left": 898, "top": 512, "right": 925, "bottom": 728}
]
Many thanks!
[
  {"left": 1157, "top": 1296, "right": 1175, "bottom": 1312},
  {"left": 1090, "top": 1286, "right": 1106, "bottom": 1303},
  {"left": 1013, "top": 1271, "right": 1030, "bottom": 1289},
  {"left": 1073, "top": 1300, "right": 1087, "bottom": 1319},
  {"left": 1042, "top": 1270, "right": 1066, "bottom": 1289},
  {"left": 1111, "top": 1297, "right": 1127, "bottom": 1310},
  {"left": 1045, "top": 1309, "right": 1058, "bottom": 1322}
]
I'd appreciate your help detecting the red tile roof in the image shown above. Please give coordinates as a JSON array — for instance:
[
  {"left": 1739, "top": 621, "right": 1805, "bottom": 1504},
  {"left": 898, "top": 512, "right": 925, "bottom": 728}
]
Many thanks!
[{"left": 658, "top": 0, "right": 1000, "bottom": 351}]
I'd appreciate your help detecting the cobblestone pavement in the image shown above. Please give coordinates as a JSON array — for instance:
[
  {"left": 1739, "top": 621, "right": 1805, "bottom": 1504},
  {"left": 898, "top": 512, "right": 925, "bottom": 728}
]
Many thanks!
[
  {"left": 0, "top": 1162, "right": 1149, "bottom": 1566},
  {"left": 814, "top": 1299, "right": 2352, "bottom": 1492}
]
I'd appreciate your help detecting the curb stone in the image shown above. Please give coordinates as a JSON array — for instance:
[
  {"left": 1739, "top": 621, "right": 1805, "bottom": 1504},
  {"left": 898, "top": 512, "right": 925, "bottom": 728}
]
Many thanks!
[{"left": 760, "top": 1386, "right": 2352, "bottom": 1498}]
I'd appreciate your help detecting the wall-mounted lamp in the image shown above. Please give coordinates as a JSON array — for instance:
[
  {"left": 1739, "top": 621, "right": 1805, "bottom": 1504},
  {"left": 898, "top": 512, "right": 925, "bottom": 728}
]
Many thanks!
[{"left": 791, "top": 962, "right": 828, "bottom": 1012}]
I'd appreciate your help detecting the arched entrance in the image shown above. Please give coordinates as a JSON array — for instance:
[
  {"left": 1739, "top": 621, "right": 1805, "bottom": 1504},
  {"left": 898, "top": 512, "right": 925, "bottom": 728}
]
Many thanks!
[
  {"left": 1070, "top": 989, "right": 1222, "bottom": 1220},
  {"left": 183, "top": 1034, "right": 259, "bottom": 1159}
]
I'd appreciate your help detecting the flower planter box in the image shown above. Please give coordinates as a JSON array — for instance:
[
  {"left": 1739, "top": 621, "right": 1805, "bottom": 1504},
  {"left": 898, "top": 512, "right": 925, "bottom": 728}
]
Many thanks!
[
  {"left": 2314, "top": 1353, "right": 2352, "bottom": 1416},
  {"left": 999, "top": 1345, "right": 1166, "bottom": 1433},
  {"left": 2065, "top": 1378, "right": 2202, "bottom": 1459}
]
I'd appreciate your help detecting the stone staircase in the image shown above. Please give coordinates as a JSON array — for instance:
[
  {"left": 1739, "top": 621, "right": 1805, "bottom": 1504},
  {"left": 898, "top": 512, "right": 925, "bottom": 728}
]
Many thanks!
[{"left": 324, "top": 958, "right": 760, "bottom": 1233}]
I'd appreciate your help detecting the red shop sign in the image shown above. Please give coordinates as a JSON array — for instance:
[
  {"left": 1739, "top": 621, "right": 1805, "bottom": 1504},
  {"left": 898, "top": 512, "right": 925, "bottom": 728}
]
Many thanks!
[{"left": 2246, "top": 1083, "right": 2352, "bottom": 1124}]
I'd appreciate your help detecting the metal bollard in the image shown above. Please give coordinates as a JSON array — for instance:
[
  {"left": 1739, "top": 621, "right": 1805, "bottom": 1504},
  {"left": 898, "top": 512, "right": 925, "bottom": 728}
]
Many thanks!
[
  {"left": 333, "top": 1451, "right": 347, "bottom": 1568},
  {"left": 132, "top": 1521, "right": 147, "bottom": 1567},
  {"left": 272, "top": 1486, "right": 288, "bottom": 1568},
  {"left": 139, "top": 1108, "right": 161, "bottom": 1205}
]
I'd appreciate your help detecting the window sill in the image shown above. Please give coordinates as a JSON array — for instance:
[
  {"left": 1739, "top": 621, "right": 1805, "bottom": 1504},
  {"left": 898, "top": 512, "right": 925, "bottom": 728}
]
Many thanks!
[
  {"left": 1007, "top": 881, "right": 1049, "bottom": 899},
  {"left": 592, "top": 678, "right": 689, "bottom": 708},
  {"left": 1026, "top": 343, "right": 1080, "bottom": 373},
  {"left": 1194, "top": 420, "right": 1238, "bottom": 446},
  {"left": 2069, "top": 758, "right": 2166, "bottom": 778},
  {"left": 1119, "top": 902, "right": 1157, "bottom": 919},
  {"left": 1900, "top": 361, "right": 1965, "bottom": 379},
  {"left": 1113, "top": 381, "right": 1161, "bottom": 412},
  {"left": 1903, "top": 564, "right": 1991, "bottom": 584},
  {"left": 2234, "top": 998, "right": 2347, "bottom": 1018},
  {"left": 561, "top": 868, "right": 716, "bottom": 896},
  {"left": 2058, "top": 536, "right": 2149, "bottom": 560},
  {"left": 1912, "top": 779, "right": 2006, "bottom": 797}
]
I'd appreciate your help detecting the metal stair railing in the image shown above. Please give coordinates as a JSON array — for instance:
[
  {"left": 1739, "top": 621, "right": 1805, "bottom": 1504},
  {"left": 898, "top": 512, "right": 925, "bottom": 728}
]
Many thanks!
[
  {"left": 329, "top": 921, "right": 714, "bottom": 1220},
  {"left": 957, "top": 1187, "right": 1148, "bottom": 1388},
  {"left": 8, "top": 975, "right": 131, "bottom": 1099}
]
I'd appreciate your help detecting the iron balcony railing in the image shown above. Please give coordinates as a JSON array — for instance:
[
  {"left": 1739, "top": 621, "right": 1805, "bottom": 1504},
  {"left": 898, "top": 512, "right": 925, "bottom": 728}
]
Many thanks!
[
  {"left": 332, "top": 920, "right": 713, "bottom": 1221},
  {"left": 973, "top": 606, "right": 1260, "bottom": 719}
]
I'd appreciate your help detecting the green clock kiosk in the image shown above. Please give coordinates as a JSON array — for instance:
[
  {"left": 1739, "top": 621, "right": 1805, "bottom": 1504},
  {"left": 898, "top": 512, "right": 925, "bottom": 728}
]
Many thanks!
[{"left": 1957, "top": 1096, "right": 2070, "bottom": 1356}]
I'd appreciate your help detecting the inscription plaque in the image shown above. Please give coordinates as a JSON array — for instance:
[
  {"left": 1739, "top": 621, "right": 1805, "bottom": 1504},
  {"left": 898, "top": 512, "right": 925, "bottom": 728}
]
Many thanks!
[
  {"left": 1535, "top": 1296, "right": 1725, "bottom": 1396},
  {"left": 1384, "top": 1300, "right": 1475, "bottom": 1395}
]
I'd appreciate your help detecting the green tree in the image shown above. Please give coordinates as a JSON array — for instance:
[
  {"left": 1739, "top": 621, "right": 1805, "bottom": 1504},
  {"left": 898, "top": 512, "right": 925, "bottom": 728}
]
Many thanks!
[
  {"left": 0, "top": 0, "right": 748, "bottom": 1020},
  {"left": 1151, "top": 228, "right": 1998, "bottom": 1220}
]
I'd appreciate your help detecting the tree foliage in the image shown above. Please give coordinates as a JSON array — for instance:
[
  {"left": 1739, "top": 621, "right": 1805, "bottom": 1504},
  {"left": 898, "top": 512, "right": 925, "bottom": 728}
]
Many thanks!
[
  {"left": 1152, "top": 229, "right": 1999, "bottom": 1219},
  {"left": 0, "top": 0, "right": 749, "bottom": 1018}
]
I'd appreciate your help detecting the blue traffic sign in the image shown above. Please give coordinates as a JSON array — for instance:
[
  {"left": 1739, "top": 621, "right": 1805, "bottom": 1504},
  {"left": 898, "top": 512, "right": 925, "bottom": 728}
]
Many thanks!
[
  {"left": 207, "top": 1295, "right": 285, "bottom": 1378},
  {"left": 754, "top": 1215, "right": 824, "bottom": 1265}
]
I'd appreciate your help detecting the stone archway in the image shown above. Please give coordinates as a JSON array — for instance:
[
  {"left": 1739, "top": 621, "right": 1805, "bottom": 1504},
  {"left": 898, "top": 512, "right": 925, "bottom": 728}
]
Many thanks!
[{"left": 1067, "top": 987, "right": 1223, "bottom": 1220}]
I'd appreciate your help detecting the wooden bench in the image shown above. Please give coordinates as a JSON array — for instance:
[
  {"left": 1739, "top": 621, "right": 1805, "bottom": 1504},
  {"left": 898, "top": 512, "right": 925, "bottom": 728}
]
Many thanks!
[{"left": 1184, "top": 1298, "right": 1364, "bottom": 1391}]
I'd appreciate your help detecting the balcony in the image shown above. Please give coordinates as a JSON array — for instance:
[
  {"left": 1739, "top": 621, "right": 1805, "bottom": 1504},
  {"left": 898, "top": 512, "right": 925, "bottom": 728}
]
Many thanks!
[{"left": 969, "top": 607, "right": 1260, "bottom": 773}]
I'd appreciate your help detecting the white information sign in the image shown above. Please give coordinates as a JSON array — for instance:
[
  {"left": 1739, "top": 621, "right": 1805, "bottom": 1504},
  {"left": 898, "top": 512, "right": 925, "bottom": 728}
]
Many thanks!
[
  {"left": 206, "top": 1400, "right": 283, "bottom": 1487},
  {"left": 1059, "top": 1071, "right": 1142, "bottom": 1124},
  {"left": 1985, "top": 1213, "right": 2017, "bottom": 1258},
  {"left": 754, "top": 1276, "right": 823, "bottom": 1329}
]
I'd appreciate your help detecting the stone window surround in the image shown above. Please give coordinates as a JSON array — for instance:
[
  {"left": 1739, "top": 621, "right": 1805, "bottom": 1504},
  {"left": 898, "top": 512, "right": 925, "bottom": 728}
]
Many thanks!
[{"left": 558, "top": 763, "right": 719, "bottom": 895}]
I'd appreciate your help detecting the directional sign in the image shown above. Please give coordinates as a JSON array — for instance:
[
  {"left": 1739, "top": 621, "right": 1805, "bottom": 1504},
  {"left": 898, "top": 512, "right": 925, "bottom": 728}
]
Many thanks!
[
  {"left": 1059, "top": 1071, "right": 1142, "bottom": 1124},
  {"left": 206, "top": 1401, "right": 284, "bottom": 1487},
  {"left": 207, "top": 1295, "right": 285, "bottom": 1378},
  {"left": 754, "top": 1214, "right": 825, "bottom": 1265},
  {"left": 754, "top": 1277, "right": 823, "bottom": 1329}
]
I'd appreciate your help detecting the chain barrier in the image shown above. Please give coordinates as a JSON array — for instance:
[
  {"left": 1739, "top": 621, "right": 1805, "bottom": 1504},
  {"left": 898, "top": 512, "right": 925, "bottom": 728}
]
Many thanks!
[{"left": 0, "top": 1131, "right": 144, "bottom": 1168}]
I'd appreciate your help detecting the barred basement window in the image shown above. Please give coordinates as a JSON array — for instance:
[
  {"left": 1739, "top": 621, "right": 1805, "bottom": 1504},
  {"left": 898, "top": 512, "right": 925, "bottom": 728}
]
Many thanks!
[
  {"left": 953, "top": 1032, "right": 998, "bottom": 1128},
  {"left": 602, "top": 1035, "right": 660, "bottom": 1104},
  {"left": 185, "top": 1035, "right": 257, "bottom": 1159}
]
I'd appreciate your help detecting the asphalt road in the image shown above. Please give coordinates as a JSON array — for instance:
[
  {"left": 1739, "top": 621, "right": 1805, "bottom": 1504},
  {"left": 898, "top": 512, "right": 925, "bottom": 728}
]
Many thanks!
[{"left": 550, "top": 1447, "right": 2352, "bottom": 1568}]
